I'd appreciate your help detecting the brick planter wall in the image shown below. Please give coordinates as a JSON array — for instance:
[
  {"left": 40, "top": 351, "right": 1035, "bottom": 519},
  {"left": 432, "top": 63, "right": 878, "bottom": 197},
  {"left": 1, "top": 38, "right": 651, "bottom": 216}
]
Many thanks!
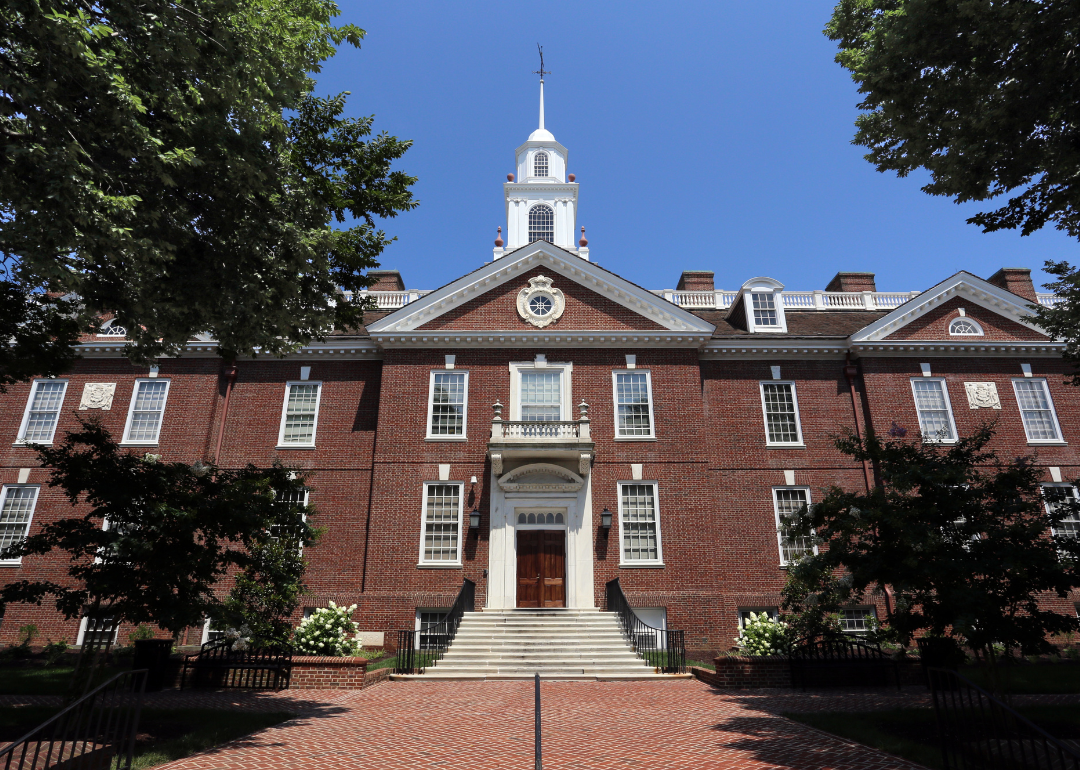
[
  {"left": 290, "top": 656, "right": 369, "bottom": 689},
  {"left": 693, "top": 655, "right": 926, "bottom": 689}
]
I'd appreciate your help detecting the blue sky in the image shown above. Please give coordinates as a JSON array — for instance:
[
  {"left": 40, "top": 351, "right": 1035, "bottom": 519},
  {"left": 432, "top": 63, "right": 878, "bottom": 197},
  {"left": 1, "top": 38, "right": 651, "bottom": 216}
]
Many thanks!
[{"left": 317, "top": 1, "right": 1077, "bottom": 294}]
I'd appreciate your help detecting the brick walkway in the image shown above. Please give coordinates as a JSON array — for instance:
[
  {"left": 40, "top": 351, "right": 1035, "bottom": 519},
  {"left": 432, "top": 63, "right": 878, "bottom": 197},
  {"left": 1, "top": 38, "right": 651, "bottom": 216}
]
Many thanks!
[{"left": 150, "top": 679, "right": 931, "bottom": 770}]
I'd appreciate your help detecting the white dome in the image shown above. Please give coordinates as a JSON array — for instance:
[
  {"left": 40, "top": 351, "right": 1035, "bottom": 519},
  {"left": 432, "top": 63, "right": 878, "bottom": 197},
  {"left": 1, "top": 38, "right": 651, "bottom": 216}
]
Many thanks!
[{"left": 528, "top": 127, "right": 555, "bottom": 142}]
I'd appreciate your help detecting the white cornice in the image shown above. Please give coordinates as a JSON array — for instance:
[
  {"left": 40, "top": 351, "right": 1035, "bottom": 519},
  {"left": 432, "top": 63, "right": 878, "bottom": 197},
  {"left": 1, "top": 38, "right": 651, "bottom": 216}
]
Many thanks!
[
  {"left": 850, "top": 341, "right": 1064, "bottom": 358},
  {"left": 700, "top": 341, "right": 848, "bottom": 360},
  {"left": 366, "top": 242, "right": 716, "bottom": 336},
  {"left": 850, "top": 272, "right": 1047, "bottom": 342},
  {"left": 370, "top": 330, "right": 711, "bottom": 349},
  {"left": 74, "top": 340, "right": 383, "bottom": 361}
]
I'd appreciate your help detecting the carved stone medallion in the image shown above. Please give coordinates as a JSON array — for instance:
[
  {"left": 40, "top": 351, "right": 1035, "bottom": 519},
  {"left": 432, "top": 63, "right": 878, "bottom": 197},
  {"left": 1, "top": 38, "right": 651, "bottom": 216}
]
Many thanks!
[
  {"left": 964, "top": 382, "right": 1001, "bottom": 410},
  {"left": 79, "top": 383, "right": 116, "bottom": 410},
  {"left": 516, "top": 275, "right": 565, "bottom": 328}
]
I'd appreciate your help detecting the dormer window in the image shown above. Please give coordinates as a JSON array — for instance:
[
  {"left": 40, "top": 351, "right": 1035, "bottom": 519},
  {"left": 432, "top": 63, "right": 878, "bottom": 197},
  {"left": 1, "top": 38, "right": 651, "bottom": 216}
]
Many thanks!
[
  {"left": 752, "top": 293, "right": 779, "bottom": 326},
  {"left": 949, "top": 317, "right": 983, "bottom": 336},
  {"left": 533, "top": 151, "right": 549, "bottom": 178},
  {"left": 528, "top": 204, "right": 554, "bottom": 243},
  {"left": 735, "top": 277, "right": 788, "bottom": 333}
]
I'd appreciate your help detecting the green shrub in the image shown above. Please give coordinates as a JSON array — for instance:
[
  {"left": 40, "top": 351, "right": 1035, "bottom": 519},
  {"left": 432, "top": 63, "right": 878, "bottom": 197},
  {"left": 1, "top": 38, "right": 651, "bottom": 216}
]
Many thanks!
[
  {"left": 42, "top": 640, "right": 69, "bottom": 667},
  {"left": 129, "top": 625, "right": 155, "bottom": 643},
  {"left": 293, "top": 602, "right": 359, "bottom": 656},
  {"left": 734, "top": 612, "right": 792, "bottom": 656}
]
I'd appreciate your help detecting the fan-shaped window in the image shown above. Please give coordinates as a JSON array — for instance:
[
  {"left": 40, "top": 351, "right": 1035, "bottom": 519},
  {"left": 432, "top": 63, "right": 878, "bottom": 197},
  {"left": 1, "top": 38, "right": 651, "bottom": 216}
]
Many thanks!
[
  {"left": 949, "top": 317, "right": 983, "bottom": 336},
  {"left": 528, "top": 205, "right": 554, "bottom": 244},
  {"left": 533, "top": 152, "right": 549, "bottom": 177},
  {"left": 97, "top": 318, "right": 127, "bottom": 338}
]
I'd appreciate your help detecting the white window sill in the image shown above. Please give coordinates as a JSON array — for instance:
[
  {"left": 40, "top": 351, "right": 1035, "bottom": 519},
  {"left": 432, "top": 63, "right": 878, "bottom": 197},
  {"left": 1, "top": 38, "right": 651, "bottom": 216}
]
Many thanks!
[
  {"left": 425, "top": 436, "right": 469, "bottom": 442},
  {"left": 1028, "top": 441, "right": 1068, "bottom": 446},
  {"left": 613, "top": 436, "right": 657, "bottom": 442},
  {"left": 765, "top": 443, "right": 806, "bottom": 449},
  {"left": 275, "top": 445, "right": 316, "bottom": 450},
  {"left": 417, "top": 562, "right": 463, "bottom": 569},
  {"left": 0, "top": 562, "right": 22, "bottom": 567},
  {"left": 119, "top": 442, "right": 159, "bottom": 447},
  {"left": 619, "top": 562, "right": 665, "bottom": 569},
  {"left": 12, "top": 441, "right": 50, "bottom": 447}
]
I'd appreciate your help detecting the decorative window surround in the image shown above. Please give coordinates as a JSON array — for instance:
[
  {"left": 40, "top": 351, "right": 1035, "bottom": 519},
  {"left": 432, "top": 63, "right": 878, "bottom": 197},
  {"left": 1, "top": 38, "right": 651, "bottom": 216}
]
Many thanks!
[
  {"left": 772, "top": 487, "right": 816, "bottom": 566},
  {"left": 1013, "top": 378, "right": 1064, "bottom": 444},
  {"left": 612, "top": 370, "right": 656, "bottom": 440},
  {"left": 738, "top": 277, "right": 788, "bottom": 334},
  {"left": 0, "top": 485, "right": 38, "bottom": 565},
  {"left": 759, "top": 381, "right": 804, "bottom": 447},
  {"left": 427, "top": 371, "right": 469, "bottom": 440},
  {"left": 910, "top": 378, "right": 958, "bottom": 444},
  {"left": 121, "top": 379, "right": 170, "bottom": 446},
  {"left": 949, "top": 317, "right": 984, "bottom": 336},
  {"left": 16, "top": 380, "right": 68, "bottom": 445},
  {"left": 617, "top": 481, "right": 664, "bottom": 567},
  {"left": 418, "top": 482, "right": 464, "bottom": 568},
  {"left": 508, "top": 361, "right": 572, "bottom": 421},
  {"left": 277, "top": 381, "right": 323, "bottom": 448}
]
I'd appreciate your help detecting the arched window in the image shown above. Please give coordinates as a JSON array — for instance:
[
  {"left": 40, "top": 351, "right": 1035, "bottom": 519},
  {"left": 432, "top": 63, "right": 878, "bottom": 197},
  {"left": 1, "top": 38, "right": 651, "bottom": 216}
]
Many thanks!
[
  {"left": 533, "top": 152, "right": 549, "bottom": 177},
  {"left": 97, "top": 318, "right": 127, "bottom": 337},
  {"left": 949, "top": 317, "right": 983, "bottom": 336},
  {"left": 528, "top": 204, "right": 554, "bottom": 243}
]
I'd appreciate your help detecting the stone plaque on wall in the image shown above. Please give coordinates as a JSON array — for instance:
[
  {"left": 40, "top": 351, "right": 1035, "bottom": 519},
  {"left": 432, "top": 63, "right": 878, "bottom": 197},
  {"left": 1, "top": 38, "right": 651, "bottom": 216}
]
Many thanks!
[
  {"left": 964, "top": 382, "right": 1001, "bottom": 410},
  {"left": 79, "top": 383, "right": 116, "bottom": 410}
]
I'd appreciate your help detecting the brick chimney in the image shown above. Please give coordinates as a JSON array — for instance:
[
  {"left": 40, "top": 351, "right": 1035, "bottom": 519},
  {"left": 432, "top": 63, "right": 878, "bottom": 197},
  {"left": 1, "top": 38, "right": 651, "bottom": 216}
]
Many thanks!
[
  {"left": 987, "top": 268, "right": 1037, "bottom": 302},
  {"left": 367, "top": 270, "right": 406, "bottom": 292},
  {"left": 825, "top": 272, "right": 876, "bottom": 293},
  {"left": 677, "top": 271, "right": 715, "bottom": 292}
]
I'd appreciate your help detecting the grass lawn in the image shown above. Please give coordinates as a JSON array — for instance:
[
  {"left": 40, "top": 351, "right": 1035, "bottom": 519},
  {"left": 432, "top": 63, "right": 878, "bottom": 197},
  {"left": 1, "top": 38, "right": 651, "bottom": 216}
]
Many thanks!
[
  {"left": 365, "top": 654, "right": 398, "bottom": 672},
  {"left": 0, "top": 706, "right": 293, "bottom": 769},
  {"left": 959, "top": 663, "right": 1080, "bottom": 694},
  {"left": 785, "top": 705, "right": 1080, "bottom": 770},
  {"left": 688, "top": 659, "right": 716, "bottom": 671}
]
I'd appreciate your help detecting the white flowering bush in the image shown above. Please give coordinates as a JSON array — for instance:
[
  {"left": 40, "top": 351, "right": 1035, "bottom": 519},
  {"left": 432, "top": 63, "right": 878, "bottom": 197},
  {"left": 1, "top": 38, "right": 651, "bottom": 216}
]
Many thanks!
[
  {"left": 734, "top": 612, "right": 792, "bottom": 656},
  {"left": 294, "top": 602, "right": 359, "bottom": 656}
]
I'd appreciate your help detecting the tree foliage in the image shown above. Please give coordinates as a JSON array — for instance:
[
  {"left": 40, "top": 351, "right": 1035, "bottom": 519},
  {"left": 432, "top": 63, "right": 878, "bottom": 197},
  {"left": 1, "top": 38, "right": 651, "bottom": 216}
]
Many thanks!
[
  {"left": 782, "top": 426, "right": 1080, "bottom": 657},
  {"left": 826, "top": 1, "right": 1080, "bottom": 239},
  {"left": 1, "top": 0, "right": 417, "bottom": 366},
  {"left": 1, "top": 420, "right": 315, "bottom": 640}
]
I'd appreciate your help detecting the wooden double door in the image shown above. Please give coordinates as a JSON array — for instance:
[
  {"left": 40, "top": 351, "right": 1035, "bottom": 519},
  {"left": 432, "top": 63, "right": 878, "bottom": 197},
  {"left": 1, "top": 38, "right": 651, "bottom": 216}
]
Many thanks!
[{"left": 516, "top": 530, "right": 566, "bottom": 608}]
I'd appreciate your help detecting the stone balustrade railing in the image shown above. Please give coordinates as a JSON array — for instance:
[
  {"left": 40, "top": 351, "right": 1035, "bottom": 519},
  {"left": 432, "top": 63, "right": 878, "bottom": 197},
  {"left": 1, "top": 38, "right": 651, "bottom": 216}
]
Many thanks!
[{"left": 489, "top": 400, "right": 592, "bottom": 441}]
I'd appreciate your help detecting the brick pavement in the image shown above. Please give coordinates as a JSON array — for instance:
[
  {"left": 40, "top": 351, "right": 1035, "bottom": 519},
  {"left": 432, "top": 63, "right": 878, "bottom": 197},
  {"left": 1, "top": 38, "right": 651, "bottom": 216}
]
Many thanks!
[{"left": 152, "top": 679, "right": 932, "bottom": 770}]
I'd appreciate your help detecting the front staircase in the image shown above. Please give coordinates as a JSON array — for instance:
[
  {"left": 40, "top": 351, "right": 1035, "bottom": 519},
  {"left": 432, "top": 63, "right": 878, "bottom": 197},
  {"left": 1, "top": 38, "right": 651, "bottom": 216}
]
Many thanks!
[{"left": 393, "top": 608, "right": 686, "bottom": 680}]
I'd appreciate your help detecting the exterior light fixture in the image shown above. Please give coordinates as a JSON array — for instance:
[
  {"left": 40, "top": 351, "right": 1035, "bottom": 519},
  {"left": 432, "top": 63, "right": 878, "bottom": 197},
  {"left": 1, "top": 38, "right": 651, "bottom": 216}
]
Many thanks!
[
  {"left": 469, "top": 510, "right": 481, "bottom": 530},
  {"left": 600, "top": 508, "right": 612, "bottom": 529}
]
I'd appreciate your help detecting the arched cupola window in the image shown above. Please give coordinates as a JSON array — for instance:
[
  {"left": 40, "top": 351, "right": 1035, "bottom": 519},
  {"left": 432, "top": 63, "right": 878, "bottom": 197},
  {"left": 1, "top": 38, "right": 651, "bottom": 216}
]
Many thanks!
[
  {"left": 533, "top": 151, "right": 549, "bottom": 178},
  {"left": 528, "top": 204, "right": 554, "bottom": 243}
]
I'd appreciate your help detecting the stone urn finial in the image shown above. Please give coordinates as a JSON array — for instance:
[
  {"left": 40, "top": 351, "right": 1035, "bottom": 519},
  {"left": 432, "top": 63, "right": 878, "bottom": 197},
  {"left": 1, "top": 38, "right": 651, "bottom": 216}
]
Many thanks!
[{"left": 495, "top": 226, "right": 504, "bottom": 248}]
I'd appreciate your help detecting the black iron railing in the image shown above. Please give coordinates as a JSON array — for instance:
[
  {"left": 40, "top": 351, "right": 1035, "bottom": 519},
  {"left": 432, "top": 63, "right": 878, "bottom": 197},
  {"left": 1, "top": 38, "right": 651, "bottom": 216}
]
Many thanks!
[
  {"left": 0, "top": 668, "right": 147, "bottom": 770},
  {"left": 605, "top": 578, "right": 686, "bottom": 673},
  {"left": 394, "top": 578, "right": 476, "bottom": 674},
  {"left": 180, "top": 637, "right": 292, "bottom": 690},
  {"left": 789, "top": 636, "right": 901, "bottom": 691},
  {"left": 928, "top": 667, "right": 1080, "bottom": 770}
]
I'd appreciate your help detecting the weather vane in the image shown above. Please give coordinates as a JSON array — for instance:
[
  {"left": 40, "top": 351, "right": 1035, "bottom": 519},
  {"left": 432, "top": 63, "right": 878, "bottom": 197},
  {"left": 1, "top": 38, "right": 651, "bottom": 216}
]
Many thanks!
[{"left": 534, "top": 44, "right": 549, "bottom": 80}]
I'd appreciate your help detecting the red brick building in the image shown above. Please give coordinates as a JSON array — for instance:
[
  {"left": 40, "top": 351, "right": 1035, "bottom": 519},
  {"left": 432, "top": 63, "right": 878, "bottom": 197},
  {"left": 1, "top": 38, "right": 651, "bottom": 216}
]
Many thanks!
[{"left": 1, "top": 97, "right": 1077, "bottom": 655}]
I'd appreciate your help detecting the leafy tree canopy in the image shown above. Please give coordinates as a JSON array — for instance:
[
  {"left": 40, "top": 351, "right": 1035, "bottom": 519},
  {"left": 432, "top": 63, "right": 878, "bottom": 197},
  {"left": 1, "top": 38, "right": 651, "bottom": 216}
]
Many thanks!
[
  {"left": 1, "top": 0, "right": 417, "bottom": 367},
  {"left": 1, "top": 420, "right": 315, "bottom": 639},
  {"left": 783, "top": 425, "right": 1080, "bottom": 656},
  {"left": 826, "top": 1, "right": 1080, "bottom": 239}
]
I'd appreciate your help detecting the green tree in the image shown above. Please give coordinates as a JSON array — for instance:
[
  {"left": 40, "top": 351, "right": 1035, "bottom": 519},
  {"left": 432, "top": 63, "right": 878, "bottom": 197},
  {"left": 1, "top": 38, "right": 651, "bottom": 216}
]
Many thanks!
[
  {"left": 2, "top": 420, "right": 314, "bottom": 692},
  {"left": 782, "top": 425, "right": 1080, "bottom": 673},
  {"left": 826, "top": 1, "right": 1080, "bottom": 240},
  {"left": 1, "top": 0, "right": 416, "bottom": 369}
]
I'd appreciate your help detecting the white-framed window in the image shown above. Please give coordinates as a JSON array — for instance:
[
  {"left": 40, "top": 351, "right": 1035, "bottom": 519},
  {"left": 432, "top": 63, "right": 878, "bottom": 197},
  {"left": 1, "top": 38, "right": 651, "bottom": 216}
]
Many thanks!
[
  {"left": 839, "top": 607, "right": 876, "bottom": 634},
  {"left": 121, "top": 379, "right": 170, "bottom": 445},
  {"left": 427, "top": 371, "right": 468, "bottom": 439},
  {"left": 618, "top": 482, "right": 663, "bottom": 566},
  {"left": 0, "top": 486, "right": 38, "bottom": 564},
  {"left": 612, "top": 371, "right": 655, "bottom": 439},
  {"left": 910, "top": 378, "right": 958, "bottom": 443},
  {"left": 760, "top": 381, "right": 803, "bottom": 446},
  {"left": 739, "top": 278, "right": 788, "bottom": 333},
  {"left": 772, "top": 487, "right": 816, "bottom": 566},
  {"left": 418, "top": 482, "right": 464, "bottom": 566},
  {"left": 96, "top": 318, "right": 127, "bottom": 338},
  {"left": 752, "top": 293, "right": 779, "bottom": 327},
  {"left": 533, "top": 151, "right": 549, "bottom": 177},
  {"left": 416, "top": 608, "right": 446, "bottom": 650},
  {"left": 270, "top": 488, "right": 309, "bottom": 553},
  {"left": 201, "top": 618, "right": 227, "bottom": 645},
  {"left": 277, "top": 381, "right": 322, "bottom": 447},
  {"left": 949, "top": 317, "right": 983, "bottom": 336},
  {"left": 509, "top": 361, "right": 573, "bottom": 422},
  {"left": 528, "top": 204, "right": 554, "bottom": 244},
  {"left": 76, "top": 614, "right": 119, "bottom": 647},
  {"left": 1012, "top": 379, "right": 1063, "bottom": 443},
  {"left": 16, "top": 380, "right": 68, "bottom": 444},
  {"left": 1043, "top": 484, "right": 1080, "bottom": 548},
  {"left": 738, "top": 608, "right": 779, "bottom": 628}
]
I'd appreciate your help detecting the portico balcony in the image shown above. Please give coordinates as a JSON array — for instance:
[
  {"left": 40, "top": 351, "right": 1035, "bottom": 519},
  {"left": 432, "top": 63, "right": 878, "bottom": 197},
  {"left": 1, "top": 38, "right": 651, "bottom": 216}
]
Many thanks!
[{"left": 487, "top": 400, "right": 594, "bottom": 476}]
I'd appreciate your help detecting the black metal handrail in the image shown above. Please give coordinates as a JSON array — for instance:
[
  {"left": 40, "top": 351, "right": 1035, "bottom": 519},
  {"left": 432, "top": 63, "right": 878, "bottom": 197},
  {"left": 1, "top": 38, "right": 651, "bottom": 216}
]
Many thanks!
[
  {"left": 928, "top": 667, "right": 1080, "bottom": 770},
  {"left": 0, "top": 668, "right": 147, "bottom": 770},
  {"left": 394, "top": 578, "right": 476, "bottom": 674},
  {"left": 789, "top": 635, "right": 901, "bottom": 691},
  {"left": 605, "top": 578, "right": 686, "bottom": 673}
]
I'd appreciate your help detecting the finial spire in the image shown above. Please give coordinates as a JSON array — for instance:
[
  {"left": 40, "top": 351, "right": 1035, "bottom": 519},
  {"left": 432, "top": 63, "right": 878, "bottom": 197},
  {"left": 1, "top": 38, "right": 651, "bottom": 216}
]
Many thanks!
[{"left": 534, "top": 44, "right": 549, "bottom": 131}]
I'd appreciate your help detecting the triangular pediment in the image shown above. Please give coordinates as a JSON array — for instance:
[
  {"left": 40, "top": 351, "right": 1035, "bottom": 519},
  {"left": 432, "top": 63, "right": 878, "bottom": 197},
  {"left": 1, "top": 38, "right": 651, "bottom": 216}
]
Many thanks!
[
  {"left": 366, "top": 242, "right": 715, "bottom": 344},
  {"left": 849, "top": 272, "right": 1049, "bottom": 343}
]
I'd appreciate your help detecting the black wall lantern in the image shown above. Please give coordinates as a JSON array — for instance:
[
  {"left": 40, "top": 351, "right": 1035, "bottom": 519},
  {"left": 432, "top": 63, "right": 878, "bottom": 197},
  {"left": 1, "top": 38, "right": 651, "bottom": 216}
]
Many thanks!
[
  {"left": 469, "top": 509, "right": 481, "bottom": 530},
  {"left": 600, "top": 508, "right": 612, "bottom": 529}
]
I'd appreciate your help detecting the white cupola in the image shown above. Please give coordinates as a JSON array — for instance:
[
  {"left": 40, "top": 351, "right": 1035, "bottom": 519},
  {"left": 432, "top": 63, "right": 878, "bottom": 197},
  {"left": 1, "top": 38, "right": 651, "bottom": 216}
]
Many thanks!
[{"left": 496, "top": 78, "right": 584, "bottom": 259}]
